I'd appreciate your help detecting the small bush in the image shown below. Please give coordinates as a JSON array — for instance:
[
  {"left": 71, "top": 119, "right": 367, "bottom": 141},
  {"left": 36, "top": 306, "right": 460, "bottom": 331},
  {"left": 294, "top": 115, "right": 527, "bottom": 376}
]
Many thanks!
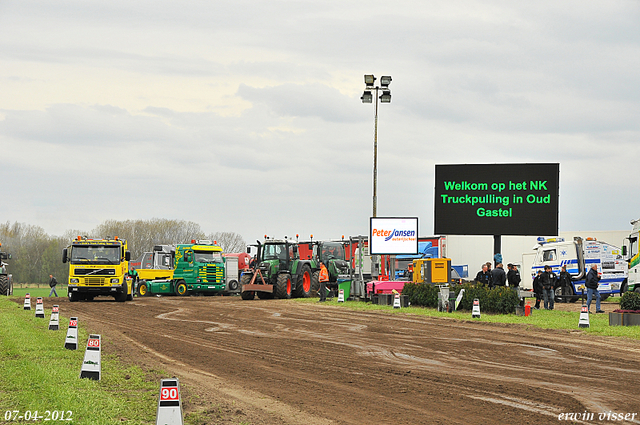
[
  {"left": 402, "top": 281, "right": 519, "bottom": 314},
  {"left": 620, "top": 291, "right": 640, "bottom": 311}
]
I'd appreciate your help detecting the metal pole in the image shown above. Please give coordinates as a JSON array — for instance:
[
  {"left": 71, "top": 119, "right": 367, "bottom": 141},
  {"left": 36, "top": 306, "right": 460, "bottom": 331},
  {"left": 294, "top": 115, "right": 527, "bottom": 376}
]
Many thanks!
[{"left": 373, "top": 86, "right": 379, "bottom": 218}]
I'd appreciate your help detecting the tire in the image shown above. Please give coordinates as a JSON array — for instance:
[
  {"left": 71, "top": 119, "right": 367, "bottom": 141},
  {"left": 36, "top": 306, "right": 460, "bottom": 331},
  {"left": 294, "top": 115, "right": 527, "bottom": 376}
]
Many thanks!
[
  {"left": 620, "top": 280, "right": 628, "bottom": 294},
  {"left": 635, "top": 287, "right": 640, "bottom": 294},
  {"left": 294, "top": 265, "right": 312, "bottom": 298},
  {"left": 275, "top": 273, "right": 292, "bottom": 299},
  {"left": 0, "top": 275, "right": 8, "bottom": 296},
  {"left": 310, "top": 271, "right": 320, "bottom": 297},
  {"left": 175, "top": 280, "right": 188, "bottom": 296},
  {"left": 601, "top": 294, "right": 610, "bottom": 301},
  {"left": 115, "top": 290, "right": 127, "bottom": 302},
  {"left": 228, "top": 280, "right": 239, "bottom": 291},
  {"left": 68, "top": 290, "right": 80, "bottom": 302},
  {"left": 257, "top": 291, "right": 274, "bottom": 299},
  {"left": 137, "top": 281, "right": 149, "bottom": 297},
  {"left": 240, "top": 274, "right": 255, "bottom": 300}
]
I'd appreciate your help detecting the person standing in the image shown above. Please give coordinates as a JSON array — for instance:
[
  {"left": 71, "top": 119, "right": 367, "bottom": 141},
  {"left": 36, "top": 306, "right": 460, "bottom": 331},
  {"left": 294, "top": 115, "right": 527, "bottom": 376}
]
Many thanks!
[
  {"left": 475, "top": 264, "right": 492, "bottom": 287},
  {"left": 557, "top": 265, "right": 573, "bottom": 302},
  {"left": 507, "top": 264, "right": 521, "bottom": 291},
  {"left": 585, "top": 263, "right": 604, "bottom": 313},
  {"left": 318, "top": 262, "right": 329, "bottom": 302},
  {"left": 48, "top": 274, "right": 58, "bottom": 297},
  {"left": 491, "top": 263, "right": 506, "bottom": 287},
  {"left": 541, "top": 265, "right": 557, "bottom": 310},
  {"left": 533, "top": 270, "right": 543, "bottom": 309}
]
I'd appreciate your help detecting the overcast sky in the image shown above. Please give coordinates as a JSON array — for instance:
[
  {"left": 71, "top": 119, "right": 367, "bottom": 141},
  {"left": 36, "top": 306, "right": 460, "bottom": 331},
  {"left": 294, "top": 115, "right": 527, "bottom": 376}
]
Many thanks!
[{"left": 1, "top": 0, "right": 639, "bottom": 244}]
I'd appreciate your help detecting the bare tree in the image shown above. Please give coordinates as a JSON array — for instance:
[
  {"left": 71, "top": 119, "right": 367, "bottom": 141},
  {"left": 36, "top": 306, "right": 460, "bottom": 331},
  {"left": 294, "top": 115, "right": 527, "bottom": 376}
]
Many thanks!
[{"left": 207, "top": 231, "right": 247, "bottom": 253}]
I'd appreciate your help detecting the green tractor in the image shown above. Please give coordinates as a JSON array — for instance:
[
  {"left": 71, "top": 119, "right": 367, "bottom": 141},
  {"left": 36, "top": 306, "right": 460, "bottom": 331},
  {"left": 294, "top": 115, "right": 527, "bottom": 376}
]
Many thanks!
[
  {"left": 0, "top": 243, "right": 13, "bottom": 296},
  {"left": 240, "top": 237, "right": 314, "bottom": 300},
  {"left": 303, "top": 239, "right": 350, "bottom": 296}
]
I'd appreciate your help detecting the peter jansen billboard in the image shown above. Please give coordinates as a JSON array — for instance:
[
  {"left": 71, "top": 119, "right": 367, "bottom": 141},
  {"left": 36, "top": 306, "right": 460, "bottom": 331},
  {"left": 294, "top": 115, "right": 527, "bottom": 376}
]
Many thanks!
[
  {"left": 434, "top": 163, "right": 559, "bottom": 236},
  {"left": 370, "top": 217, "right": 419, "bottom": 255}
]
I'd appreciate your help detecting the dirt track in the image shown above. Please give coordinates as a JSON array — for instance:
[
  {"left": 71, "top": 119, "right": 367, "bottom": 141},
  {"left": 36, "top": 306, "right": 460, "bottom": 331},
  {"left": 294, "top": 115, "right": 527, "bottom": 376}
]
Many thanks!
[{"left": 50, "top": 296, "right": 640, "bottom": 424}]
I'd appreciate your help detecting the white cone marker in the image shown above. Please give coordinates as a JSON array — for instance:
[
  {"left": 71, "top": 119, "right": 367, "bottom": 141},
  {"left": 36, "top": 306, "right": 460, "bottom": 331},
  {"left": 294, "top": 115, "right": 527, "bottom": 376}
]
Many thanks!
[
  {"left": 578, "top": 305, "right": 590, "bottom": 328},
  {"left": 338, "top": 289, "right": 345, "bottom": 303},
  {"left": 79, "top": 334, "right": 101, "bottom": 380},
  {"left": 48, "top": 305, "right": 59, "bottom": 330},
  {"left": 472, "top": 298, "right": 481, "bottom": 318},
  {"left": 23, "top": 293, "right": 31, "bottom": 310},
  {"left": 64, "top": 317, "right": 79, "bottom": 350},
  {"left": 393, "top": 293, "right": 401, "bottom": 309},
  {"left": 35, "top": 297, "right": 45, "bottom": 318},
  {"left": 156, "top": 379, "right": 183, "bottom": 425}
]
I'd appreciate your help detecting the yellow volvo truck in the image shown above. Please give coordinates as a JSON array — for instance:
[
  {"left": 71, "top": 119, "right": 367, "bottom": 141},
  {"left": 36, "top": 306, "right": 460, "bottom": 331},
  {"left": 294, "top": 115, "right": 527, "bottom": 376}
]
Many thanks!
[{"left": 63, "top": 236, "right": 132, "bottom": 302}]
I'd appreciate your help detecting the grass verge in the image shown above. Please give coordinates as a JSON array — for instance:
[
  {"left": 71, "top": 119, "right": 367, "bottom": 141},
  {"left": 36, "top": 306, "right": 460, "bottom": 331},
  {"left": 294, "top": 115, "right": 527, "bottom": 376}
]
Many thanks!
[
  {"left": 0, "top": 297, "right": 159, "bottom": 424},
  {"left": 294, "top": 298, "right": 640, "bottom": 340}
]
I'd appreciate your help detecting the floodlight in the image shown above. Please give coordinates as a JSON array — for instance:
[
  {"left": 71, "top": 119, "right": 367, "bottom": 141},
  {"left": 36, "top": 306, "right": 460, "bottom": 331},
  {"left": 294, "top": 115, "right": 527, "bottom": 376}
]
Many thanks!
[
  {"left": 379, "top": 90, "right": 391, "bottom": 103},
  {"left": 364, "top": 74, "right": 376, "bottom": 87},
  {"left": 361, "top": 91, "right": 373, "bottom": 103},
  {"left": 380, "top": 76, "right": 392, "bottom": 87}
]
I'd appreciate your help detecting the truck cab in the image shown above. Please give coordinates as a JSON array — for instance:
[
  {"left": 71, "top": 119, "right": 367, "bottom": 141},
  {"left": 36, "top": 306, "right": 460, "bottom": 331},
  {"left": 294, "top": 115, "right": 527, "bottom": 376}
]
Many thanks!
[{"left": 623, "top": 218, "right": 640, "bottom": 293}]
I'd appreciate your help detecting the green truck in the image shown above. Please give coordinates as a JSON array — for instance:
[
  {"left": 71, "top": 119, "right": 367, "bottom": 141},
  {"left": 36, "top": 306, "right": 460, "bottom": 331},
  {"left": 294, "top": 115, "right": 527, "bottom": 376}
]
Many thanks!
[{"left": 135, "top": 240, "right": 238, "bottom": 296}]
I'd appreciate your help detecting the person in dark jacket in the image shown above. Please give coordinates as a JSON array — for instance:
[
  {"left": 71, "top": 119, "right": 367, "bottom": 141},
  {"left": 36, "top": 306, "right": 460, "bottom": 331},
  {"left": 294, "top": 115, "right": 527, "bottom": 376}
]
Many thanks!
[
  {"left": 491, "top": 263, "right": 506, "bottom": 287},
  {"left": 507, "top": 264, "right": 521, "bottom": 291},
  {"left": 541, "top": 265, "right": 557, "bottom": 310},
  {"left": 585, "top": 263, "right": 604, "bottom": 313},
  {"left": 475, "top": 264, "right": 492, "bottom": 287},
  {"left": 557, "top": 265, "right": 573, "bottom": 303},
  {"left": 533, "top": 270, "right": 543, "bottom": 309},
  {"left": 48, "top": 274, "right": 58, "bottom": 297}
]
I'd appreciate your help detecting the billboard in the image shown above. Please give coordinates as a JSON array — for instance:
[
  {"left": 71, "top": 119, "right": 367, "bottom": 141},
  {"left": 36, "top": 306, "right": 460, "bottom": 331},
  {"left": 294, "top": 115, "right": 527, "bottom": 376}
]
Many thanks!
[
  {"left": 434, "top": 163, "right": 559, "bottom": 236},
  {"left": 370, "top": 217, "right": 419, "bottom": 255}
]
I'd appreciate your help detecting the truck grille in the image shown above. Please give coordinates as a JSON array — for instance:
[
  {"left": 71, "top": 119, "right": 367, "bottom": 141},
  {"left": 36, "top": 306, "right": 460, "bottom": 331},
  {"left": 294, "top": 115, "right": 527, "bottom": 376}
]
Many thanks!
[
  {"left": 84, "top": 278, "right": 106, "bottom": 285},
  {"left": 199, "top": 265, "right": 223, "bottom": 283},
  {"left": 75, "top": 269, "right": 116, "bottom": 276}
]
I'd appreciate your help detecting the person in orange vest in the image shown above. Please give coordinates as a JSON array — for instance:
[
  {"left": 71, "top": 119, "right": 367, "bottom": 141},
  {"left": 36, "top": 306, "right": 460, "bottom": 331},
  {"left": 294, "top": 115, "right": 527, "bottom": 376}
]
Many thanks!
[{"left": 318, "top": 261, "right": 329, "bottom": 302}]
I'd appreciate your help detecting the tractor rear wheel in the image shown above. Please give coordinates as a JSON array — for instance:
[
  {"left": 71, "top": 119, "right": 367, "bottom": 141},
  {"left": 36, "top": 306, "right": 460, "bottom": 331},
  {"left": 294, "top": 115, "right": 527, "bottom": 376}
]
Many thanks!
[
  {"left": 275, "top": 273, "right": 292, "bottom": 299},
  {"left": 0, "top": 275, "right": 8, "bottom": 296},
  {"left": 240, "top": 274, "right": 255, "bottom": 300},
  {"left": 310, "top": 271, "right": 320, "bottom": 297},
  {"left": 294, "top": 265, "right": 312, "bottom": 298}
]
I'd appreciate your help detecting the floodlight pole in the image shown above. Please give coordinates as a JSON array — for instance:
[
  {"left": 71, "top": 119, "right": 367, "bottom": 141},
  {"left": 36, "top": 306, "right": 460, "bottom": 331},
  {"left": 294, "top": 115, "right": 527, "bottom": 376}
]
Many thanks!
[{"left": 373, "top": 85, "right": 380, "bottom": 218}]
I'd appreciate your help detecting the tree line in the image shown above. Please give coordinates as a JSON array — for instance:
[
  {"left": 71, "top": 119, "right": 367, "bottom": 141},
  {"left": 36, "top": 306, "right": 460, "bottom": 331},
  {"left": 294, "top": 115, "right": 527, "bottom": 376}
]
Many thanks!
[{"left": 0, "top": 219, "right": 246, "bottom": 284}]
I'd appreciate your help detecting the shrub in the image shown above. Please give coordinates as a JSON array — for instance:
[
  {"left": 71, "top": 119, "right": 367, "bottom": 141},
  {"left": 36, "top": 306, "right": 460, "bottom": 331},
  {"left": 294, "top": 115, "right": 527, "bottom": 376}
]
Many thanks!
[
  {"left": 620, "top": 291, "right": 640, "bottom": 311},
  {"left": 402, "top": 281, "right": 519, "bottom": 314}
]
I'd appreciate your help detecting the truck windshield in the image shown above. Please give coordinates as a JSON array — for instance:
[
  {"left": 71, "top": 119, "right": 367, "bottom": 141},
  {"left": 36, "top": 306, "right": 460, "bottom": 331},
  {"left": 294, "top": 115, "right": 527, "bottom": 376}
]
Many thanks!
[
  {"left": 320, "top": 243, "right": 345, "bottom": 262},
  {"left": 71, "top": 245, "right": 120, "bottom": 264},
  {"left": 194, "top": 251, "right": 223, "bottom": 263}
]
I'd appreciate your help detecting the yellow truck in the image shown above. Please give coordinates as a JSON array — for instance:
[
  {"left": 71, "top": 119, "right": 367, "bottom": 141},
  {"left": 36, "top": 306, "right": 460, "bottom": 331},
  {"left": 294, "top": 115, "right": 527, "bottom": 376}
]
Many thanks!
[{"left": 63, "top": 236, "right": 133, "bottom": 302}]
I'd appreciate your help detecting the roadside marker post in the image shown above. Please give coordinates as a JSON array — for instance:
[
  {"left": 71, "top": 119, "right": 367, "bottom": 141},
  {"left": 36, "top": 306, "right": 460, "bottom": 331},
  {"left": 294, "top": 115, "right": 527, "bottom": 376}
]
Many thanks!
[
  {"left": 79, "top": 334, "right": 101, "bottom": 381},
  {"left": 65, "top": 317, "right": 79, "bottom": 350},
  {"left": 35, "top": 297, "right": 45, "bottom": 318},
  {"left": 156, "top": 379, "right": 183, "bottom": 425},
  {"left": 23, "top": 293, "right": 31, "bottom": 310},
  {"left": 48, "top": 305, "right": 59, "bottom": 330},
  {"left": 471, "top": 298, "right": 481, "bottom": 318},
  {"left": 338, "top": 289, "right": 345, "bottom": 303},
  {"left": 578, "top": 305, "right": 590, "bottom": 328},
  {"left": 393, "top": 292, "right": 401, "bottom": 309}
]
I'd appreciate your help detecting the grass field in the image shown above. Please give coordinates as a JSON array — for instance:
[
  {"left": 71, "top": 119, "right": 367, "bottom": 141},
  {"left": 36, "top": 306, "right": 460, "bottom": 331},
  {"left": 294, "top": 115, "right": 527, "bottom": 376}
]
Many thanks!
[
  {"left": 0, "top": 297, "right": 160, "bottom": 425},
  {"left": 11, "top": 287, "right": 62, "bottom": 299},
  {"left": 295, "top": 298, "right": 640, "bottom": 340}
]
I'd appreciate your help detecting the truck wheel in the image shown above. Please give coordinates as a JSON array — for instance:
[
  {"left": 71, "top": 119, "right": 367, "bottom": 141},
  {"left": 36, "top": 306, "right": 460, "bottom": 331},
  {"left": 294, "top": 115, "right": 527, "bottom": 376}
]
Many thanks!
[
  {"left": 240, "top": 274, "right": 255, "bottom": 300},
  {"left": 275, "top": 274, "right": 292, "bottom": 299},
  {"left": 175, "top": 281, "right": 188, "bottom": 296},
  {"left": 635, "top": 287, "right": 640, "bottom": 294},
  {"left": 294, "top": 265, "right": 312, "bottom": 298},
  {"left": 310, "top": 271, "right": 320, "bottom": 297},
  {"left": 137, "top": 281, "right": 149, "bottom": 297},
  {"left": 115, "top": 290, "right": 127, "bottom": 302},
  {"left": 68, "top": 290, "right": 80, "bottom": 302},
  {"left": 601, "top": 295, "right": 609, "bottom": 301},
  {"left": 0, "top": 275, "right": 8, "bottom": 296},
  {"left": 620, "top": 280, "right": 628, "bottom": 294},
  {"left": 228, "top": 280, "right": 239, "bottom": 291}
]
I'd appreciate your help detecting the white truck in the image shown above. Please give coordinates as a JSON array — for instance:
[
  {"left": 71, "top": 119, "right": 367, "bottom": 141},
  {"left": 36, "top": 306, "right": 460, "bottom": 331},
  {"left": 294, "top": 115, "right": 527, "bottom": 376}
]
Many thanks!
[
  {"left": 527, "top": 237, "right": 627, "bottom": 302},
  {"left": 622, "top": 218, "right": 640, "bottom": 293}
]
